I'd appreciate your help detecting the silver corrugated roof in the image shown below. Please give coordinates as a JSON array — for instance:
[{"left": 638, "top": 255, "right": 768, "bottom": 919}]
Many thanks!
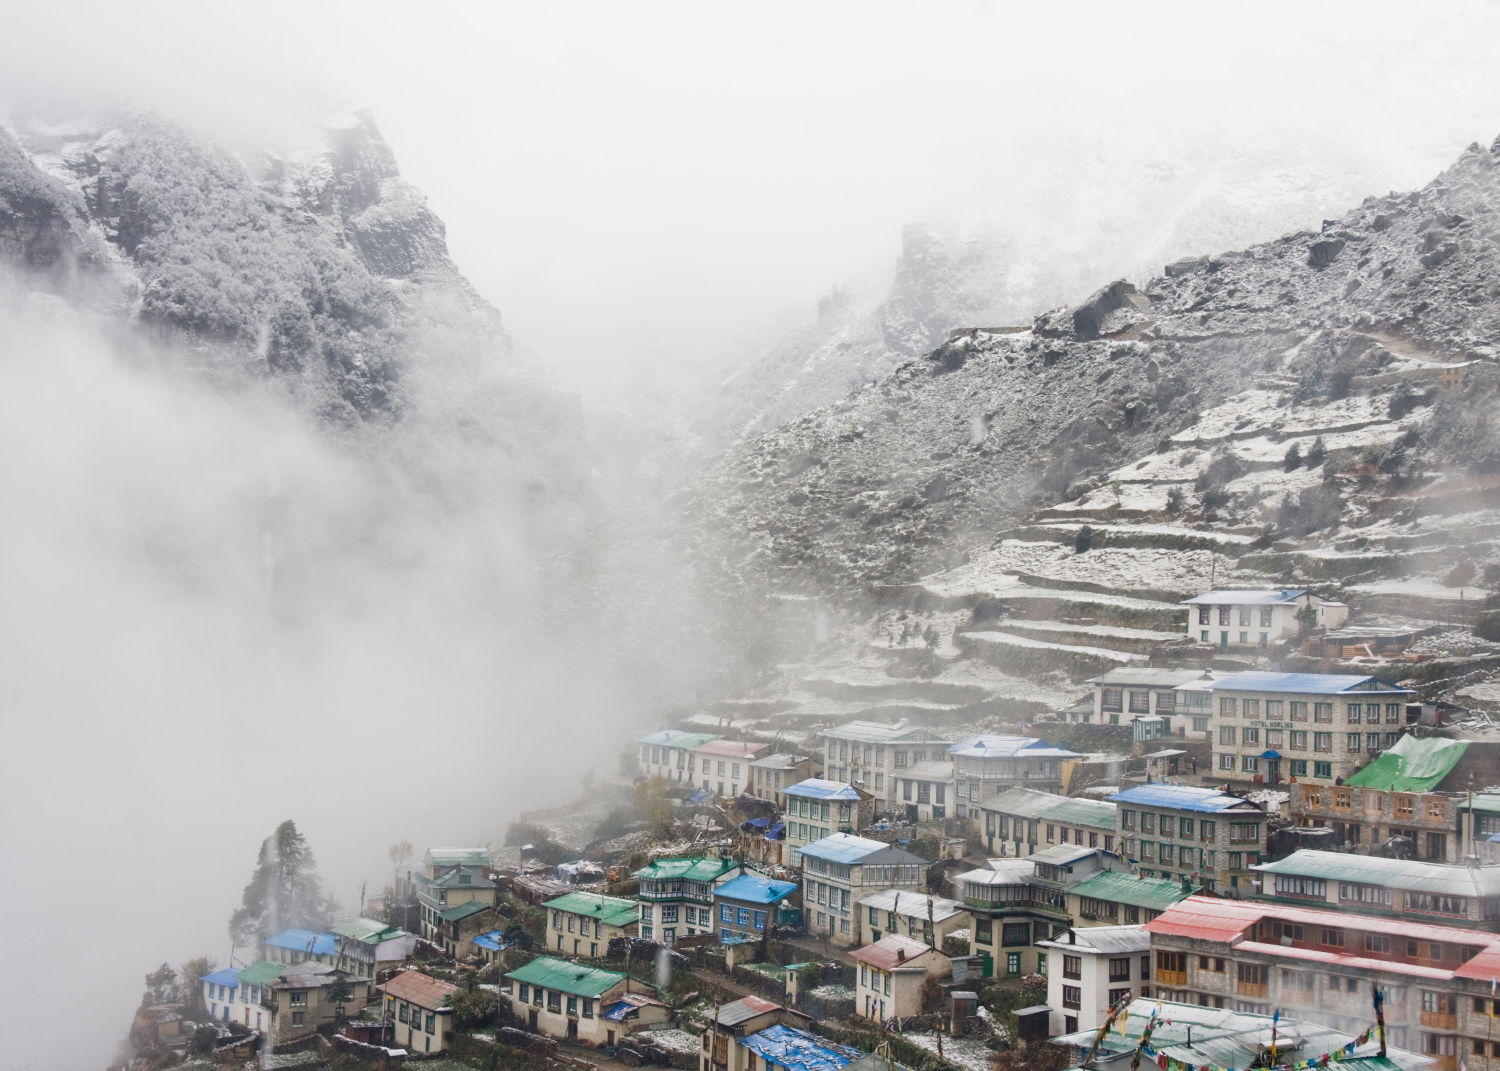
[
  {"left": 1037, "top": 924, "right": 1150, "bottom": 954},
  {"left": 1254, "top": 849, "right": 1500, "bottom": 897}
]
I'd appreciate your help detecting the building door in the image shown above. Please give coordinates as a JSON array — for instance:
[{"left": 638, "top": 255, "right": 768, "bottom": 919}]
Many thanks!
[
  {"left": 664, "top": 928, "right": 676, "bottom": 946},
  {"left": 529, "top": 1009, "right": 538, "bottom": 1031},
  {"left": 906, "top": 805, "right": 918, "bottom": 823},
  {"left": 1427, "top": 832, "right": 1446, "bottom": 861},
  {"left": 568, "top": 1018, "right": 578, "bottom": 1039},
  {"left": 1267, "top": 759, "right": 1280, "bottom": 783},
  {"left": 608, "top": 1030, "right": 616, "bottom": 1046},
  {"left": 1220, "top": 631, "right": 1230, "bottom": 649},
  {"left": 980, "top": 952, "right": 993, "bottom": 977}
]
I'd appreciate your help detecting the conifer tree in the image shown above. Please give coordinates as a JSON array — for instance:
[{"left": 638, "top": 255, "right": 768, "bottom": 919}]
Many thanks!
[{"left": 228, "top": 820, "right": 335, "bottom": 948}]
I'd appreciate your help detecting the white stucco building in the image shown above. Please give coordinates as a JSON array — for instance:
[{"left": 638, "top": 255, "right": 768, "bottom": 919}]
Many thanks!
[{"left": 1038, "top": 925, "right": 1150, "bottom": 1037}]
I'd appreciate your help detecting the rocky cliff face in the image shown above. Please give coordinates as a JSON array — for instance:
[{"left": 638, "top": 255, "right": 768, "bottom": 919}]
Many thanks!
[{"left": 0, "top": 110, "right": 594, "bottom": 555}]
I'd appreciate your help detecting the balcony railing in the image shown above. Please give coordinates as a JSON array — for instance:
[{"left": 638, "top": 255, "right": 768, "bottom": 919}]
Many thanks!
[
  {"left": 1421, "top": 1011, "right": 1457, "bottom": 1030},
  {"left": 638, "top": 887, "right": 711, "bottom": 902},
  {"left": 1237, "top": 982, "right": 1268, "bottom": 999},
  {"left": 1157, "top": 970, "right": 1187, "bottom": 987}
]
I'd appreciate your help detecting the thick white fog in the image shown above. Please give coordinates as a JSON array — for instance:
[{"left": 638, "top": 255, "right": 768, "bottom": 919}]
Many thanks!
[{"left": 3, "top": 2, "right": 1500, "bottom": 1067}]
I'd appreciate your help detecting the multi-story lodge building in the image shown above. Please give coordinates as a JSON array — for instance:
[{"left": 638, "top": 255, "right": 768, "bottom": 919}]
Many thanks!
[
  {"left": 636, "top": 730, "right": 723, "bottom": 783},
  {"left": 1145, "top": 893, "right": 1500, "bottom": 1063},
  {"left": 410, "top": 847, "right": 497, "bottom": 947},
  {"left": 781, "top": 780, "right": 876, "bottom": 865},
  {"left": 856, "top": 889, "right": 970, "bottom": 949},
  {"left": 956, "top": 845, "right": 1113, "bottom": 979},
  {"left": 1087, "top": 669, "right": 1220, "bottom": 736},
  {"left": 1251, "top": 849, "right": 1500, "bottom": 931},
  {"left": 817, "top": 721, "right": 952, "bottom": 812},
  {"left": 1182, "top": 589, "right": 1348, "bottom": 650},
  {"left": 634, "top": 856, "right": 743, "bottom": 945},
  {"left": 1038, "top": 925, "right": 1152, "bottom": 1036},
  {"left": 799, "top": 833, "right": 928, "bottom": 946},
  {"left": 1109, "top": 784, "right": 1267, "bottom": 893},
  {"left": 544, "top": 891, "right": 638, "bottom": 957},
  {"left": 895, "top": 760, "right": 958, "bottom": 823},
  {"left": 748, "top": 753, "right": 820, "bottom": 801},
  {"left": 977, "top": 787, "right": 1116, "bottom": 857},
  {"left": 692, "top": 739, "right": 771, "bottom": 798},
  {"left": 1289, "top": 735, "right": 1493, "bottom": 861},
  {"left": 949, "top": 735, "right": 1081, "bottom": 811},
  {"left": 1207, "top": 672, "right": 1414, "bottom": 784}
]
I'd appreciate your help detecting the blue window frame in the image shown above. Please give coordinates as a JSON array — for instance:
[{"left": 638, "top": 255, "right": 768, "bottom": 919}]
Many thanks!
[
  {"left": 720, "top": 903, "right": 733, "bottom": 922},
  {"left": 737, "top": 907, "right": 752, "bottom": 927},
  {"left": 754, "top": 910, "right": 767, "bottom": 930}
]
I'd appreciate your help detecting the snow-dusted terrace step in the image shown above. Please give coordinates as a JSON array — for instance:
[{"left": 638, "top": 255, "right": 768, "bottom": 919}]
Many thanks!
[
  {"left": 954, "top": 630, "right": 1139, "bottom": 682},
  {"left": 1005, "top": 523, "right": 1257, "bottom": 553},
  {"left": 978, "top": 618, "right": 1186, "bottom": 656}
]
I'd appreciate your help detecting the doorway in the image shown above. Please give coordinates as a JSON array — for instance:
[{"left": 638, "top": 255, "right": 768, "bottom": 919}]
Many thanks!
[
  {"left": 528, "top": 1010, "right": 538, "bottom": 1032},
  {"left": 568, "top": 1019, "right": 578, "bottom": 1040}
]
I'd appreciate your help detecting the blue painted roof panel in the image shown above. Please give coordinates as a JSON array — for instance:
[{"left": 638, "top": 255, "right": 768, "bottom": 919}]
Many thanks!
[
  {"left": 1107, "top": 784, "right": 1260, "bottom": 813},
  {"left": 203, "top": 968, "right": 242, "bottom": 987},
  {"left": 715, "top": 874, "right": 799, "bottom": 905},
  {"left": 1208, "top": 671, "right": 1411, "bottom": 695},
  {"left": 797, "top": 833, "right": 893, "bottom": 863},
  {"left": 783, "top": 778, "right": 865, "bottom": 801}
]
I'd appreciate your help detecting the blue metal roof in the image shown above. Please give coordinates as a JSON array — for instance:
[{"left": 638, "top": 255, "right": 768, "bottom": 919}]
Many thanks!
[
  {"left": 203, "top": 968, "right": 243, "bottom": 987},
  {"left": 1207, "top": 671, "right": 1411, "bottom": 695},
  {"left": 947, "top": 735, "right": 1081, "bottom": 760},
  {"left": 266, "top": 929, "right": 339, "bottom": 956},
  {"left": 715, "top": 874, "right": 798, "bottom": 906},
  {"left": 783, "top": 778, "right": 865, "bottom": 801},
  {"left": 740, "top": 1024, "right": 862, "bottom": 1071},
  {"left": 1182, "top": 589, "right": 1306, "bottom": 606},
  {"left": 1107, "top": 784, "right": 1260, "bottom": 813}
]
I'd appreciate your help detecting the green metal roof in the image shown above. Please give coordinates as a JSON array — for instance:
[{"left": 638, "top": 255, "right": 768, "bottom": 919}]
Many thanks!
[
  {"left": 1466, "top": 791, "right": 1500, "bottom": 816},
  {"left": 543, "top": 891, "right": 640, "bottom": 928},
  {"left": 1254, "top": 849, "right": 1500, "bottom": 897},
  {"left": 332, "top": 918, "right": 408, "bottom": 944},
  {"left": 236, "top": 961, "right": 283, "bottom": 987},
  {"left": 981, "top": 786, "right": 1116, "bottom": 828},
  {"left": 439, "top": 900, "right": 494, "bottom": 922},
  {"left": 1344, "top": 735, "right": 1468, "bottom": 792},
  {"left": 1068, "top": 870, "right": 1191, "bottom": 911},
  {"left": 506, "top": 956, "right": 628, "bottom": 998},
  {"left": 632, "top": 856, "right": 740, "bottom": 882}
]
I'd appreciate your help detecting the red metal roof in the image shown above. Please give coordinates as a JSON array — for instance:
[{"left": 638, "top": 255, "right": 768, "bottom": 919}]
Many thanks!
[
  {"left": 378, "top": 970, "right": 460, "bottom": 1011},
  {"left": 692, "top": 740, "right": 769, "bottom": 758},
  {"left": 849, "top": 934, "right": 936, "bottom": 971},
  {"left": 1454, "top": 945, "right": 1500, "bottom": 981},
  {"left": 1147, "top": 894, "right": 1500, "bottom": 949},
  {"left": 1234, "top": 941, "right": 1455, "bottom": 981}
]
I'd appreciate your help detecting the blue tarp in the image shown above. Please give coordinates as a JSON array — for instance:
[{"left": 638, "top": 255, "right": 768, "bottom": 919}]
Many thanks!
[
  {"left": 266, "top": 929, "right": 339, "bottom": 956},
  {"left": 202, "top": 968, "right": 242, "bottom": 987},
  {"left": 783, "top": 779, "right": 866, "bottom": 801},
  {"left": 686, "top": 788, "right": 712, "bottom": 805},
  {"left": 472, "top": 930, "right": 518, "bottom": 952},
  {"left": 740, "top": 1024, "right": 862, "bottom": 1071}
]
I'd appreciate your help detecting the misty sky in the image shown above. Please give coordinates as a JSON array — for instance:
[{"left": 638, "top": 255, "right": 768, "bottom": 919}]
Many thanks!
[{"left": 5, "top": 3, "right": 1500, "bottom": 1068}]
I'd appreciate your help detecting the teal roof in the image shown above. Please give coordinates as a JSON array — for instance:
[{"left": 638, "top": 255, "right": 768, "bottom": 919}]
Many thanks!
[
  {"left": 1344, "top": 735, "right": 1468, "bottom": 792},
  {"left": 506, "top": 956, "right": 628, "bottom": 998},
  {"left": 1042, "top": 796, "right": 1118, "bottom": 828},
  {"left": 1069, "top": 870, "right": 1191, "bottom": 911},
  {"left": 236, "top": 961, "right": 283, "bottom": 987},
  {"left": 332, "top": 918, "right": 409, "bottom": 944},
  {"left": 439, "top": 900, "right": 494, "bottom": 922},
  {"left": 1467, "top": 792, "right": 1500, "bottom": 816},
  {"left": 633, "top": 857, "right": 740, "bottom": 882},
  {"left": 543, "top": 891, "right": 639, "bottom": 928}
]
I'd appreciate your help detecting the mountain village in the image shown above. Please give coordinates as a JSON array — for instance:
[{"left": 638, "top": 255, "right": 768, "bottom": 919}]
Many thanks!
[{"left": 121, "top": 557, "right": 1500, "bottom": 1071}]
